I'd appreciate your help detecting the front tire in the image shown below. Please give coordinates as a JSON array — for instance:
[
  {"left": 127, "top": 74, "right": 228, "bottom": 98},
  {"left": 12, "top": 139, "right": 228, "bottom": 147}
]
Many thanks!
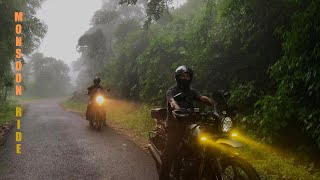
[
  {"left": 97, "top": 121, "right": 103, "bottom": 130},
  {"left": 220, "top": 157, "right": 260, "bottom": 180},
  {"left": 89, "top": 120, "right": 94, "bottom": 127},
  {"left": 202, "top": 157, "right": 260, "bottom": 180}
]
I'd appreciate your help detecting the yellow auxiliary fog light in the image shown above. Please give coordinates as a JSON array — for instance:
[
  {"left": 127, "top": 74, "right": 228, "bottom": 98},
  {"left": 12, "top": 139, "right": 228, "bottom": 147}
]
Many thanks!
[
  {"left": 96, "top": 95, "right": 104, "bottom": 104},
  {"left": 232, "top": 133, "right": 238, "bottom": 137},
  {"left": 230, "top": 131, "right": 238, "bottom": 138},
  {"left": 200, "top": 136, "right": 208, "bottom": 141}
]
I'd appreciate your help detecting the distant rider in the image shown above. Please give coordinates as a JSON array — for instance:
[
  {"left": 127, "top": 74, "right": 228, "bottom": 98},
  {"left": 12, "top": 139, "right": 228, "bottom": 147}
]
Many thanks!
[
  {"left": 86, "top": 77, "right": 107, "bottom": 126},
  {"left": 159, "top": 65, "right": 217, "bottom": 180}
]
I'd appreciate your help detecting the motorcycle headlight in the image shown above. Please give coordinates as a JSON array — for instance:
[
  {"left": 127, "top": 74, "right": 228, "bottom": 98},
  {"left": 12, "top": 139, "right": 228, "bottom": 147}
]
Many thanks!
[
  {"left": 222, "top": 117, "right": 233, "bottom": 132},
  {"left": 96, "top": 95, "right": 104, "bottom": 105}
]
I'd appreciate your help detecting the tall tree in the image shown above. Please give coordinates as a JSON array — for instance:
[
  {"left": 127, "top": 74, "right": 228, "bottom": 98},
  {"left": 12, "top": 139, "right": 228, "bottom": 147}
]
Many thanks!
[{"left": 0, "top": 0, "right": 47, "bottom": 100}]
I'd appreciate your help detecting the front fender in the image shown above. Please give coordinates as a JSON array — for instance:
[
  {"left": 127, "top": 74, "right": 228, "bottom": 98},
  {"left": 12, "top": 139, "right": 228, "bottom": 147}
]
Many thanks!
[
  {"left": 91, "top": 107, "right": 106, "bottom": 121},
  {"left": 216, "top": 138, "right": 243, "bottom": 148}
]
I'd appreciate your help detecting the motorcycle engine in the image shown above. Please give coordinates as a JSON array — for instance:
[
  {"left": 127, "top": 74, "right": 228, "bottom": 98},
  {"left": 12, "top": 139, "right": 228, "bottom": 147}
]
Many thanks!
[
  {"left": 149, "top": 128, "right": 166, "bottom": 152},
  {"left": 179, "top": 157, "right": 199, "bottom": 178}
]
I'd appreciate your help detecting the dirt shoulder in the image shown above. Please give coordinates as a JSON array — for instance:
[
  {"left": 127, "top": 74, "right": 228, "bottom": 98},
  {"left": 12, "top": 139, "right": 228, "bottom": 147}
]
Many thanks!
[{"left": 0, "top": 123, "right": 13, "bottom": 146}]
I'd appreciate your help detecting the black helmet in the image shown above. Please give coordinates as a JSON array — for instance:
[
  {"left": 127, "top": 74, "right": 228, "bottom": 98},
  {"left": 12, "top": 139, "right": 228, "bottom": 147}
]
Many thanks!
[
  {"left": 174, "top": 65, "right": 193, "bottom": 91},
  {"left": 93, "top": 77, "right": 101, "bottom": 84},
  {"left": 174, "top": 65, "right": 193, "bottom": 81}
]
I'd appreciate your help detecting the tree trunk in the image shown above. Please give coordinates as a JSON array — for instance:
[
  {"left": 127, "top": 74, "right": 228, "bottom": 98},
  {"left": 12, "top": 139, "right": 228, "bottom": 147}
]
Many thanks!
[{"left": 4, "top": 86, "right": 7, "bottom": 101}]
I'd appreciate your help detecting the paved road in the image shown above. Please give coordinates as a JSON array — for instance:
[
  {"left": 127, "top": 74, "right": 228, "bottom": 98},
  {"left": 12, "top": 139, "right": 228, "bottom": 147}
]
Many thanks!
[{"left": 0, "top": 99, "right": 158, "bottom": 180}]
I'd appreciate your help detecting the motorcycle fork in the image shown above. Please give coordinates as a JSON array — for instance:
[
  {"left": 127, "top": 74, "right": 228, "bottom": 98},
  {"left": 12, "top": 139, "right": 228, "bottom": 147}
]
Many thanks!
[
  {"left": 212, "top": 156, "right": 224, "bottom": 180},
  {"left": 198, "top": 146, "right": 207, "bottom": 179},
  {"left": 199, "top": 146, "right": 224, "bottom": 180}
]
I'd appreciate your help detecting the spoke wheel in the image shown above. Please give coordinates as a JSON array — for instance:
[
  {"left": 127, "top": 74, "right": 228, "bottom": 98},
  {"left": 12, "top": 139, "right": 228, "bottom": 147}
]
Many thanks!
[
  {"left": 98, "top": 121, "right": 103, "bottom": 130},
  {"left": 220, "top": 157, "right": 260, "bottom": 180},
  {"left": 89, "top": 121, "right": 94, "bottom": 127}
]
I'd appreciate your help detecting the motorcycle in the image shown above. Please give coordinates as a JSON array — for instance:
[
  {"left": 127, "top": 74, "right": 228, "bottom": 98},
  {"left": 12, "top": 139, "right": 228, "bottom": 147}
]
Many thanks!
[
  {"left": 148, "top": 91, "right": 260, "bottom": 179},
  {"left": 87, "top": 88, "right": 108, "bottom": 130}
]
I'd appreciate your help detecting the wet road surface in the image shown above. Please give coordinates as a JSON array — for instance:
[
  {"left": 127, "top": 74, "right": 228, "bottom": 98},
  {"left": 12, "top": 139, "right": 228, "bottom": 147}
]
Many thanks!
[{"left": 0, "top": 99, "right": 157, "bottom": 180}]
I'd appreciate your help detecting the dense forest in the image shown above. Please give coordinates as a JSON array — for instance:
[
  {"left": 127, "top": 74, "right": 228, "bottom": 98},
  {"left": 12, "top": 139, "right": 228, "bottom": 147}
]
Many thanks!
[{"left": 73, "top": 0, "right": 320, "bottom": 161}]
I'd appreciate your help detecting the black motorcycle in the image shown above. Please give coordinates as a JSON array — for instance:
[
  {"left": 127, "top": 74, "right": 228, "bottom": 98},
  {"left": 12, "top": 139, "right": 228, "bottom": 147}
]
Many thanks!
[
  {"left": 87, "top": 88, "right": 108, "bottom": 130},
  {"left": 148, "top": 91, "right": 260, "bottom": 179}
]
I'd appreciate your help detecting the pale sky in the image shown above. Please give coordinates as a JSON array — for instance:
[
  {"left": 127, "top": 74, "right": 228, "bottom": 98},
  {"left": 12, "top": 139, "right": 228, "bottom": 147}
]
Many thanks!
[
  {"left": 36, "top": 0, "right": 103, "bottom": 66},
  {"left": 35, "top": 0, "right": 186, "bottom": 87}
]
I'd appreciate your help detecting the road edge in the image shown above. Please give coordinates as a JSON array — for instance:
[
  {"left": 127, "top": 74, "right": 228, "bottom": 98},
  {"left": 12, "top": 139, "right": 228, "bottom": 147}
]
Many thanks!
[{"left": 0, "top": 103, "right": 29, "bottom": 146}]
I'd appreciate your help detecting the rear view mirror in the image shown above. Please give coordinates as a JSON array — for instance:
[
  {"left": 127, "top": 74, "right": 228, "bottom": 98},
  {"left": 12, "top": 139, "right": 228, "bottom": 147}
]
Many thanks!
[
  {"left": 211, "top": 90, "right": 231, "bottom": 100},
  {"left": 173, "top": 93, "right": 184, "bottom": 101},
  {"left": 224, "top": 92, "right": 231, "bottom": 99}
]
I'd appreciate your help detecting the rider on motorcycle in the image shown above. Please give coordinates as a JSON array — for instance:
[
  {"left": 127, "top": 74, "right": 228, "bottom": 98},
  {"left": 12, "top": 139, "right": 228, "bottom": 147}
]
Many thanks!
[
  {"left": 159, "top": 65, "right": 217, "bottom": 180},
  {"left": 86, "top": 77, "right": 107, "bottom": 125}
]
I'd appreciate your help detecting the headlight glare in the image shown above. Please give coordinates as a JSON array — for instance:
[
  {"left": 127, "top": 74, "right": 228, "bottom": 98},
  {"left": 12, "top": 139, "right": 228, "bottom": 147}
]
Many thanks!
[
  {"left": 200, "top": 136, "right": 208, "bottom": 141},
  {"left": 222, "top": 117, "right": 233, "bottom": 132},
  {"left": 96, "top": 95, "right": 104, "bottom": 105}
]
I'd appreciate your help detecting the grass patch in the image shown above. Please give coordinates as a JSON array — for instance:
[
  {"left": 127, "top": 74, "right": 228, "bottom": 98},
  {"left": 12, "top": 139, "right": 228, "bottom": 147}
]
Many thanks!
[
  {"left": 104, "top": 99, "right": 155, "bottom": 138},
  {"left": 0, "top": 100, "right": 17, "bottom": 126},
  {"left": 240, "top": 147, "right": 320, "bottom": 180},
  {"left": 63, "top": 98, "right": 320, "bottom": 179}
]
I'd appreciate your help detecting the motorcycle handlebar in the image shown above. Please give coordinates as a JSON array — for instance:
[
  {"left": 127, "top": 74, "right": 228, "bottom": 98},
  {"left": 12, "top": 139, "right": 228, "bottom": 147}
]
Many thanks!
[{"left": 172, "top": 108, "right": 220, "bottom": 122}]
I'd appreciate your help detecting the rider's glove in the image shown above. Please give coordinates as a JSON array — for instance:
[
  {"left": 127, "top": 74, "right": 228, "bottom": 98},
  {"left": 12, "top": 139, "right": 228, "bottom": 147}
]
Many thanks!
[{"left": 178, "top": 108, "right": 191, "bottom": 115}]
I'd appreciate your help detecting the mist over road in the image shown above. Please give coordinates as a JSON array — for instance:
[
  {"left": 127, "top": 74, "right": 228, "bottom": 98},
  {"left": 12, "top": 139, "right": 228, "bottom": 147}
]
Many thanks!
[{"left": 0, "top": 99, "right": 157, "bottom": 180}]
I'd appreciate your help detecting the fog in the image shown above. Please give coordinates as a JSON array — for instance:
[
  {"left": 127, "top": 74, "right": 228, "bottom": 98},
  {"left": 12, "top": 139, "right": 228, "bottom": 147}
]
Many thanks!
[
  {"left": 35, "top": 0, "right": 186, "bottom": 87},
  {"left": 36, "top": 0, "right": 103, "bottom": 86},
  {"left": 37, "top": 0, "right": 103, "bottom": 65},
  {"left": 36, "top": 0, "right": 186, "bottom": 62}
]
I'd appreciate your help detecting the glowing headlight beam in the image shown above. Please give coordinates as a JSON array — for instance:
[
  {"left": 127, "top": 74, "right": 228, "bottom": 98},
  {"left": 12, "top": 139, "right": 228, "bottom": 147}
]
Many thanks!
[
  {"left": 222, "top": 117, "right": 233, "bottom": 132},
  {"left": 96, "top": 95, "right": 104, "bottom": 105},
  {"left": 200, "top": 136, "right": 208, "bottom": 141},
  {"left": 231, "top": 132, "right": 238, "bottom": 137}
]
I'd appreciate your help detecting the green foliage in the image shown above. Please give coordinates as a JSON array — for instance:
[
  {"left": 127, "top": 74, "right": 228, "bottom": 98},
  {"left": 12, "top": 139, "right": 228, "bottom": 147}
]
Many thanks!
[
  {"left": 76, "top": 0, "right": 320, "bottom": 162},
  {"left": 119, "top": 0, "right": 173, "bottom": 28},
  {"left": 77, "top": 28, "right": 108, "bottom": 77},
  {"left": 229, "top": 82, "right": 262, "bottom": 115},
  {"left": 0, "top": 0, "right": 47, "bottom": 102},
  {"left": 104, "top": 20, "right": 149, "bottom": 98},
  {"left": 249, "top": 95, "right": 295, "bottom": 141},
  {"left": 270, "top": 0, "right": 320, "bottom": 99},
  {"left": 253, "top": 0, "right": 320, "bottom": 147},
  {"left": 137, "top": 26, "right": 189, "bottom": 102},
  {"left": 74, "top": 1, "right": 146, "bottom": 89},
  {"left": 0, "top": 100, "right": 17, "bottom": 125},
  {"left": 241, "top": 148, "right": 320, "bottom": 180}
]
